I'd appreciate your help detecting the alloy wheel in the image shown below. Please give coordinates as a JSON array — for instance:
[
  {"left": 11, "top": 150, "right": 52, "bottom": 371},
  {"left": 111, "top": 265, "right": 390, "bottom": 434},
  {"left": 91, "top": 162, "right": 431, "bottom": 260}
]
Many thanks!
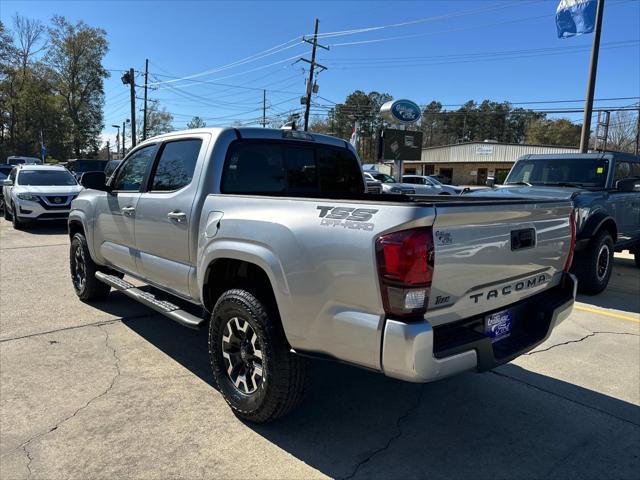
[
  {"left": 221, "top": 317, "right": 264, "bottom": 394},
  {"left": 597, "top": 244, "right": 610, "bottom": 281},
  {"left": 72, "top": 244, "right": 87, "bottom": 292}
]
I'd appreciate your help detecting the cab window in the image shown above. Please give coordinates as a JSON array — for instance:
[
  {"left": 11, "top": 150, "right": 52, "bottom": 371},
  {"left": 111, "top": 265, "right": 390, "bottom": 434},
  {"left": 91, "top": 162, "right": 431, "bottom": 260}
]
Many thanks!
[
  {"left": 112, "top": 145, "right": 157, "bottom": 192},
  {"left": 150, "top": 139, "right": 202, "bottom": 191}
]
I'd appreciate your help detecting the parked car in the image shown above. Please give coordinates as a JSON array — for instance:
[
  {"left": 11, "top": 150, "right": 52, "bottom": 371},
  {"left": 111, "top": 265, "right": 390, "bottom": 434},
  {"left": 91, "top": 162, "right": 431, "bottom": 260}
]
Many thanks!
[
  {"left": 6, "top": 156, "right": 42, "bottom": 166},
  {"left": 103, "top": 159, "right": 122, "bottom": 180},
  {"left": 0, "top": 165, "right": 13, "bottom": 211},
  {"left": 66, "top": 159, "right": 109, "bottom": 180},
  {"left": 2, "top": 164, "right": 83, "bottom": 229},
  {"left": 472, "top": 152, "right": 640, "bottom": 293},
  {"left": 69, "top": 127, "right": 576, "bottom": 422},
  {"left": 365, "top": 171, "right": 416, "bottom": 194},
  {"left": 403, "top": 175, "right": 462, "bottom": 195}
]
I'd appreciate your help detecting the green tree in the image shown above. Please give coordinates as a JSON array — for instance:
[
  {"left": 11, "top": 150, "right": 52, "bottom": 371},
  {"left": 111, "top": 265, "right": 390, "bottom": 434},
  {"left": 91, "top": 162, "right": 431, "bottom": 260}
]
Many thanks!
[
  {"left": 46, "top": 15, "right": 109, "bottom": 157},
  {"left": 187, "top": 116, "right": 206, "bottom": 129},
  {"left": 143, "top": 99, "right": 174, "bottom": 138},
  {"left": 526, "top": 118, "right": 581, "bottom": 147}
]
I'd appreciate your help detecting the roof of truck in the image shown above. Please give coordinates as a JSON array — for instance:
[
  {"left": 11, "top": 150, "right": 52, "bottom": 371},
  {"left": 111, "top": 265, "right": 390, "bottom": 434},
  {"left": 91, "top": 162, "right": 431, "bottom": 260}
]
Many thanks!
[
  {"left": 519, "top": 152, "right": 640, "bottom": 161},
  {"left": 142, "top": 127, "right": 351, "bottom": 150}
]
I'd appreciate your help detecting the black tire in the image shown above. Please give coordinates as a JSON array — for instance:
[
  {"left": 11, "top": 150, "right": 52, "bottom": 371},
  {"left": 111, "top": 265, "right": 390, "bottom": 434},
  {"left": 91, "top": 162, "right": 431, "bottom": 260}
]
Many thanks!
[
  {"left": 209, "top": 289, "right": 307, "bottom": 423},
  {"left": 11, "top": 203, "right": 23, "bottom": 229},
  {"left": 571, "top": 230, "right": 614, "bottom": 295},
  {"left": 3, "top": 201, "right": 10, "bottom": 220},
  {"left": 634, "top": 248, "right": 640, "bottom": 269},
  {"left": 69, "top": 233, "right": 111, "bottom": 301}
]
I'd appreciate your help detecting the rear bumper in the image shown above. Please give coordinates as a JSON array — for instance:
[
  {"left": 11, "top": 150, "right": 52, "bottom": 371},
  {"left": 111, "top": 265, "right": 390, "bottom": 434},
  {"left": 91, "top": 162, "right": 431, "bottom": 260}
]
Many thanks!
[{"left": 381, "top": 273, "right": 577, "bottom": 383}]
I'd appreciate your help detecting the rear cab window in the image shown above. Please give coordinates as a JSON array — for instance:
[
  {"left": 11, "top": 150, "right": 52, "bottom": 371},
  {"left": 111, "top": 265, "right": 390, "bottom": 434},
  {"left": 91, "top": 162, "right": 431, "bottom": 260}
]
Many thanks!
[{"left": 221, "top": 141, "right": 364, "bottom": 195}]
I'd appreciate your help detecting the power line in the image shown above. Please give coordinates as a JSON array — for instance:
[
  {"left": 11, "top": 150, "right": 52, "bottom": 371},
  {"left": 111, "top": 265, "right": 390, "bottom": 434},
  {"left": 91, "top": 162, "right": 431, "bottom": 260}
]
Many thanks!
[{"left": 147, "top": 37, "right": 304, "bottom": 86}]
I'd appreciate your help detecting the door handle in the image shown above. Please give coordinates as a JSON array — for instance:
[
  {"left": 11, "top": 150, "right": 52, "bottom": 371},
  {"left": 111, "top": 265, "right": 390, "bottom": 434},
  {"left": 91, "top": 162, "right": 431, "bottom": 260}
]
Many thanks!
[
  {"left": 167, "top": 210, "right": 187, "bottom": 223},
  {"left": 121, "top": 206, "right": 135, "bottom": 216}
]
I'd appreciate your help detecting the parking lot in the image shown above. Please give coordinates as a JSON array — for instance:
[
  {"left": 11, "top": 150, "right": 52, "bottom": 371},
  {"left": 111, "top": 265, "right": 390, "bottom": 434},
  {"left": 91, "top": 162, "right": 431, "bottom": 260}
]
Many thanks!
[{"left": 0, "top": 218, "right": 638, "bottom": 479}]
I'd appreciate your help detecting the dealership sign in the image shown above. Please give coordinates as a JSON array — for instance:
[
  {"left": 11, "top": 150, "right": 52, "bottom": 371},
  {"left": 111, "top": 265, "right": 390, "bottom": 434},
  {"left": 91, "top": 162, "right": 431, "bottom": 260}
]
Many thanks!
[{"left": 380, "top": 99, "right": 421, "bottom": 124}]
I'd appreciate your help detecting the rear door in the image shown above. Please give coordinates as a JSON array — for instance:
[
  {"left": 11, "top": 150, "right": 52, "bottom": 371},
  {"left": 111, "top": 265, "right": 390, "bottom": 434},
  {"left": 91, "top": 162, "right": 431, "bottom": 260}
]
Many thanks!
[
  {"left": 426, "top": 200, "right": 573, "bottom": 326},
  {"left": 134, "top": 136, "right": 206, "bottom": 296},
  {"left": 94, "top": 144, "right": 158, "bottom": 274}
]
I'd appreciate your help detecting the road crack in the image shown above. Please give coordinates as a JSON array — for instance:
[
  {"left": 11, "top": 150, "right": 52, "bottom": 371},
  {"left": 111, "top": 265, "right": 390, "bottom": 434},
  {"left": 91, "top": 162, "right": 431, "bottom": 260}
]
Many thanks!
[
  {"left": 341, "top": 385, "right": 425, "bottom": 480},
  {"left": 15, "top": 325, "right": 122, "bottom": 478},
  {"left": 525, "top": 330, "right": 639, "bottom": 356}
]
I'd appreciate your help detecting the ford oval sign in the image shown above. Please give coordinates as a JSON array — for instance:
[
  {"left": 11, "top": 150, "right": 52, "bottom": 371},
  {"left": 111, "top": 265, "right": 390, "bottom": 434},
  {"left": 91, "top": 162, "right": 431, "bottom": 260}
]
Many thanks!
[{"left": 380, "top": 99, "right": 421, "bottom": 124}]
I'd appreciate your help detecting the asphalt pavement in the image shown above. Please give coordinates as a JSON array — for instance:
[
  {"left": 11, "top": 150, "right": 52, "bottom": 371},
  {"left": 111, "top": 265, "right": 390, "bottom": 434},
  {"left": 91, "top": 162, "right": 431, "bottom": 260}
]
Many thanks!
[{"left": 1, "top": 218, "right": 638, "bottom": 479}]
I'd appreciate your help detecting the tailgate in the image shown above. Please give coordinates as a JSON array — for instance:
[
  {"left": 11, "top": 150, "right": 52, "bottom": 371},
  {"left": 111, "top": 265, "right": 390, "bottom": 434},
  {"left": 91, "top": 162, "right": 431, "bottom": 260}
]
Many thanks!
[{"left": 426, "top": 200, "right": 573, "bottom": 326}]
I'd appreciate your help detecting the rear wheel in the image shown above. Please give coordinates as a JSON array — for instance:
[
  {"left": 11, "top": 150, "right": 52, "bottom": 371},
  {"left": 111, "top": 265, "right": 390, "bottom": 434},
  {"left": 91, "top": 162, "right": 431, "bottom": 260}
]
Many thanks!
[
  {"left": 3, "top": 201, "right": 10, "bottom": 220},
  {"left": 634, "top": 248, "right": 640, "bottom": 268},
  {"left": 209, "top": 289, "right": 307, "bottom": 423},
  {"left": 70, "top": 233, "right": 111, "bottom": 301},
  {"left": 572, "top": 230, "right": 614, "bottom": 295}
]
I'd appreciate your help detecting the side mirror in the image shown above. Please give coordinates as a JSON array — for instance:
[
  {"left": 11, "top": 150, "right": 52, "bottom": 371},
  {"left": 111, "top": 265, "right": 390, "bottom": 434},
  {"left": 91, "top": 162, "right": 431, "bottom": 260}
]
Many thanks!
[
  {"left": 80, "top": 171, "right": 110, "bottom": 191},
  {"left": 485, "top": 176, "right": 496, "bottom": 188},
  {"left": 616, "top": 177, "right": 640, "bottom": 192},
  {"left": 2, "top": 179, "right": 13, "bottom": 186}
]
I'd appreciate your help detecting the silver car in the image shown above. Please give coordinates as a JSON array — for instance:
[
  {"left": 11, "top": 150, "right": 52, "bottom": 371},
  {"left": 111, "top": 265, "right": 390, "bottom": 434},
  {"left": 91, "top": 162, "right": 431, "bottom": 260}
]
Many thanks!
[
  {"left": 364, "top": 171, "right": 418, "bottom": 194},
  {"left": 403, "top": 175, "right": 462, "bottom": 195},
  {"left": 2, "top": 164, "right": 83, "bottom": 228}
]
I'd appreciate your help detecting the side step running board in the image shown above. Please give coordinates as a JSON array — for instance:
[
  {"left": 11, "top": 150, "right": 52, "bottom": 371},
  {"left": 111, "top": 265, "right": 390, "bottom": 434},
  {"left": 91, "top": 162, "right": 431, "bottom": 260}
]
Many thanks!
[{"left": 95, "top": 271, "right": 205, "bottom": 330}]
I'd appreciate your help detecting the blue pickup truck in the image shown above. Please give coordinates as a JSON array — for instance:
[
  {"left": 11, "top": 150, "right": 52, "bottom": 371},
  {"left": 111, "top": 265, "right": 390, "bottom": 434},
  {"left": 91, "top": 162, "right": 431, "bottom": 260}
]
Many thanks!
[{"left": 473, "top": 152, "right": 640, "bottom": 294}]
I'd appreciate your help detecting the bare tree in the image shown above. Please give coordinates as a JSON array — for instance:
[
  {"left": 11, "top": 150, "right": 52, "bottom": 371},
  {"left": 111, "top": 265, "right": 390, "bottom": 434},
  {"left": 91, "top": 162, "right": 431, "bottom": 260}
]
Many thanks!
[
  {"left": 12, "top": 14, "right": 45, "bottom": 73},
  {"left": 607, "top": 111, "right": 639, "bottom": 153}
]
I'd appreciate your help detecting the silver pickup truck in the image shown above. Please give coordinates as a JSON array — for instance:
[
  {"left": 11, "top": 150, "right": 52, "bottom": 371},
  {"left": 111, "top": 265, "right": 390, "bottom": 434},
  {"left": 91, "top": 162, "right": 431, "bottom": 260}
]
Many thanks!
[{"left": 69, "top": 128, "right": 577, "bottom": 422}]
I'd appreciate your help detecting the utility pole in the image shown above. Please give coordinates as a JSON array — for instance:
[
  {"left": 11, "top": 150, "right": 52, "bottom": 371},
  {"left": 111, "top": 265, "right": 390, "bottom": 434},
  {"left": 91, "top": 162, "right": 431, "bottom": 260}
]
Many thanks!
[
  {"left": 301, "top": 19, "right": 328, "bottom": 131},
  {"left": 112, "top": 124, "right": 120, "bottom": 157},
  {"left": 635, "top": 107, "right": 640, "bottom": 156},
  {"left": 579, "top": 0, "right": 605, "bottom": 153},
  {"left": 122, "top": 120, "right": 127, "bottom": 157},
  {"left": 121, "top": 68, "right": 137, "bottom": 147},
  {"left": 106, "top": 140, "right": 111, "bottom": 161},
  {"left": 143, "top": 59, "right": 149, "bottom": 140},
  {"left": 262, "top": 90, "right": 266, "bottom": 127}
]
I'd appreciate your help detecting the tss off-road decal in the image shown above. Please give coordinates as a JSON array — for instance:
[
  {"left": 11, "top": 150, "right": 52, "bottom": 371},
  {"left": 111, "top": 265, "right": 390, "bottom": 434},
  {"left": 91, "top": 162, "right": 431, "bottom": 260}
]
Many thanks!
[{"left": 317, "top": 206, "right": 378, "bottom": 231}]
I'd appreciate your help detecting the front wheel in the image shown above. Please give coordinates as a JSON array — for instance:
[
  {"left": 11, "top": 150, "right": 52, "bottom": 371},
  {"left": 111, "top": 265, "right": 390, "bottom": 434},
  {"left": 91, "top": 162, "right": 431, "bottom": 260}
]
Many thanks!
[
  {"left": 572, "top": 230, "right": 614, "bottom": 295},
  {"left": 209, "top": 289, "right": 307, "bottom": 423},
  {"left": 11, "top": 203, "right": 24, "bottom": 229},
  {"left": 70, "top": 233, "right": 111, "bottom": 301}
]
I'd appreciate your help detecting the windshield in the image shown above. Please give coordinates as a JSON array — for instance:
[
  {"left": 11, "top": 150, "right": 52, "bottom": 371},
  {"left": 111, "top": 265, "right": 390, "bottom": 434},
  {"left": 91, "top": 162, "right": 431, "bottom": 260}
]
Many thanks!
[
  {"left": 427, "top": 176, "right": 443, "bottom": 186},
  {"left": 371, "top": 173, "right": 396, "bottom": 183},
  {"left": 17, "top": 170, "right": 78, "bottom": 186},
  {"left": 69, "top": 160, "right": 108, "bottom": 173},
  {"left": 506, "top": 157, "right": 609, "bottom": 188}
]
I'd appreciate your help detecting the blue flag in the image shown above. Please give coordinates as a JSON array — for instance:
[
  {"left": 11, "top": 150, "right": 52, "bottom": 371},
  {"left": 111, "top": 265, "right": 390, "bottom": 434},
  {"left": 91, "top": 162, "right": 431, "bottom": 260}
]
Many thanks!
[{"left": 556, "top": 0, "right": 597, "bottom": 38}]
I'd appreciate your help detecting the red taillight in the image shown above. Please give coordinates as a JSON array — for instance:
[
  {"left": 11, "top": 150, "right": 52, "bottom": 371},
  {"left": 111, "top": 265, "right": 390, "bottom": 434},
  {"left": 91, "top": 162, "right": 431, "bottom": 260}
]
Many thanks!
[
  {"left": 564, "top": 210, "right": 576, "bottom": 272},
  {"left": 375, "top": 227, "right": 434, "bottom": 318}
]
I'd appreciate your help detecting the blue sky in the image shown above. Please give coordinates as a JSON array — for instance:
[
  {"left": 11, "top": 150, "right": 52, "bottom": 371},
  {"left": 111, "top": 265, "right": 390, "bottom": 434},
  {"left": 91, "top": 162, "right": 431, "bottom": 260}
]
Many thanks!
[{"left": 2, "top": 0, "right": 639, "bottom": 145}]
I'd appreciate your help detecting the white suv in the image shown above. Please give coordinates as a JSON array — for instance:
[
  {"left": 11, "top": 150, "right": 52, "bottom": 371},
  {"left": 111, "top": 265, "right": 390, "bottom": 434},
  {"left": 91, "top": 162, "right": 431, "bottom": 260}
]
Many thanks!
[{"left": 2, "top": 164, "right": 83, "bottom": 228}]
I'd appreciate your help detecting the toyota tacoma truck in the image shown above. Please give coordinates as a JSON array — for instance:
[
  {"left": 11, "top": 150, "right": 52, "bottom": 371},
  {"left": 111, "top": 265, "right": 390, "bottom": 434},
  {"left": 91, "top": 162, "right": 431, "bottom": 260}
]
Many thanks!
[
  {"left": 69, "top": 128, "right": 577, "bottom": 422},
  {"left": 477, "top": 152, "right": 640, "bottom": 294}
]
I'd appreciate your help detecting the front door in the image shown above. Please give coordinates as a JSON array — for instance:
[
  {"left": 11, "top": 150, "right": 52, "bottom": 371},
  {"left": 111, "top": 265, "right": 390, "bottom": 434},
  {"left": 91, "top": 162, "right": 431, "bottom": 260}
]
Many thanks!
[
  {"left": 477, "top": 168, "right": 488, "bottom": 186},
  {"left": 135, "top": 137, "right": 204, "bottom": 297},
  {"left": 94, "top": 144, "right": 158, "bottom": 274}
]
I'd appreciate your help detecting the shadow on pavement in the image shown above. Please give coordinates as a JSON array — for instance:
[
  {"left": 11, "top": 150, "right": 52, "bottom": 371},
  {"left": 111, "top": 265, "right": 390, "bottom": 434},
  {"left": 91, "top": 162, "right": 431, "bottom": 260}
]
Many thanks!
[
  {"left": 14, "top": 220, "right": 68, "bottom": 235},
  {"left": 121, "top": 314, "right": 640, "bottom": 479},
  {"left": 577, "top": 257, "right": 640, "bottom": 313}
]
